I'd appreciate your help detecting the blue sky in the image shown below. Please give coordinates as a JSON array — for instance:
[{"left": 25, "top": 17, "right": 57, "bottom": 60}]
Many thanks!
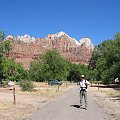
[{"left": 0, "top": 0, "right": 120, "bottom": 45}]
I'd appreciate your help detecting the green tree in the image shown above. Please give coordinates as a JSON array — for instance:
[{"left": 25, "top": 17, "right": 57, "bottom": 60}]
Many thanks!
[
  {"left": 29, "top": 60, "right": 45, "bottom": 82},
  {"left": 0, "top": 31, "right": 5, "bottom": 82},
  {"left": 89, "top": 33, "right": 120, "bottom": 84},
  {"left": 67, "top": 64, "right": 88, "bottom": 82},
  {"left": 67, "top": 64, "right": 81, "bottom": 82},
  {"left": 42, "top": 49, "right": 70, "bottom": 81},
  {"left": 0, "top": 31, "right": 5, "bottom": 41},
  {"left": 2, "top": 58, "right": 26, "bottom": 82},
  {"left": 29, "top": 49, "right": 70, "bottom": 82},
  {"left": 3, "top": 40, "right": 12, "bottom": 56},
  {"left": 0, "top": 31, "right": 25, "bottom": 83}
]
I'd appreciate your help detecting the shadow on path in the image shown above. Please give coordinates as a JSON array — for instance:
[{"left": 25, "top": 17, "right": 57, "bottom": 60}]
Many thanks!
[{"left": 70, "top": 105, "right": 80, "bottom": 109}]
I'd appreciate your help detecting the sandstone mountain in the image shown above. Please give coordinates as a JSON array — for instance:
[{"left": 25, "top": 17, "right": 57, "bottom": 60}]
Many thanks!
[{"left": 5, "top": 31, "right": 94, "bottom": 69}]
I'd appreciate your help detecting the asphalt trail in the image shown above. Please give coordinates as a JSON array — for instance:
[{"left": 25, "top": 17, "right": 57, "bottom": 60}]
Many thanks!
[{"left": 27, "top": 86, "right": 111, "bottom": 120}]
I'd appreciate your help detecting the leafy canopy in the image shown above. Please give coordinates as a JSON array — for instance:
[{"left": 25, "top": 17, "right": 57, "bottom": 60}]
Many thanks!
[{"left": 89, "top": 33, "right": 120, "bottom": 84}]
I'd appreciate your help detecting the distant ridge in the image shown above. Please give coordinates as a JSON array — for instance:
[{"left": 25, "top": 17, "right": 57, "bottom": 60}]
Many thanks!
[{"left": 5, "top": 31, "right": 94, "bottom": 69}]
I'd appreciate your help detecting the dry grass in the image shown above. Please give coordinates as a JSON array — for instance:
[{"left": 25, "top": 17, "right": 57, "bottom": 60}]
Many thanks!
[
  {"left": 96, "top": 88, "right": 119, "bottom": 96},
  {"left": 0, "top": 103, "right": 9, "bottom": 110},
  {"left": 0, "top": 82, "right": 73, "bottom": 120},
  {"left": 90, "top": 86, "right": 120, "bottom": 120},
  {"left": 117, "top": 116, "right": 120, "bottom": 120}
]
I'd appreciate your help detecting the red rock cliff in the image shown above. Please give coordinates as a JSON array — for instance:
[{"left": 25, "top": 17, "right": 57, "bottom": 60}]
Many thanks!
[{"left": 5, "top": 32, "right": 94, "bottom": 69}]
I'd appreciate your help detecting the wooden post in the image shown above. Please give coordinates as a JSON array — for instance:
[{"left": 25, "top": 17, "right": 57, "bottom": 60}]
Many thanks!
[
  {"left": 66, "top": 82, "right": 67, "bottom": 87},
  {"left": 91, "top": 80, "right": 92, "bottom": 87},
  {"left": 58, "top": 85, "right": 59, "bottom": 91},
  {"left": 13, "top": 87, "right": 16, "bottom": 104},
  {"left": 98, "top": 82, "right": 99, "bottom": 90}
]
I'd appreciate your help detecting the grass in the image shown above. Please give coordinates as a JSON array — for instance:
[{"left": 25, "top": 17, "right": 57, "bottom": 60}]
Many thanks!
[
  {"left": 91, "top": 80, "right": 102, "bottom": 84},
  {"left": 93, "top": 87, "right": 120, "bottom": 98},
  {"left": 101, "top": 89, "right": 119, "bottom": 96},
  {"left": 15, "top": 81, "right": 72, "bottom": 97},
  {"left": 116, "top": 116, "right": 120, "bottom": 120},
  {"left": 0, "top": 103, "right": 9, "bottom": 110}
]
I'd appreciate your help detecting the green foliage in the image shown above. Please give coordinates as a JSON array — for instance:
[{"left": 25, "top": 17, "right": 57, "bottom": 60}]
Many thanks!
[
  {"left": 0, "top": 31, "right": 26, "bottom": 82},
  {"left": 29, "top": 60, "right": 45, "bottom": 82},
  {"left": 29, "top": 49, "right": 91, "bottom": 82},
  {"left": 89, "top": 33, "right": 120, "bottom": 84},
  {"left": 67, "top": 64, "right": 80, "bottom": 82},
  {"left": 19, "top": 80, "right": 34, "bottom": 91},
  {"left": 2, "top": 58, "right": 27, "bottom": 82},
  {"left": 0, "top": 31, "right": 5, "bottom": 41},
  {"left": 42, "top": 49, "right": 70, "bottom": 81},
  {"left": 3, "top": 40, "right": 12, "bottom": 56},
  {"left": 67, "top": 64, "right": 88, "bottom": 82},
  {"left": 0, "top": 32, "right": 13, "bottom": 82},
  {"left": 29, "top": 49, "right": 70, "bottom": 82},
  {"left": 0, "top": 31, "right": 12, "bottom": 55}
]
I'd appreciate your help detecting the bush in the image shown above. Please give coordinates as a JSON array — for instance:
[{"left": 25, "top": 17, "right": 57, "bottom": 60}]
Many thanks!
[{"left": 19, "top": 80, "right": 34, "bottom": 91}]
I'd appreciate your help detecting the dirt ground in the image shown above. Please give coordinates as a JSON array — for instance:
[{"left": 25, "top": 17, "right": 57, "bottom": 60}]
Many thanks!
[
  {"left": 0, "top": 83, "right": 120, "bottom": 120},
  {"left": 90, "top": 84, "right": 120, "bottom": 120},
  {"left": 0, "top": 82, "right": 74, "bottom": 120}
]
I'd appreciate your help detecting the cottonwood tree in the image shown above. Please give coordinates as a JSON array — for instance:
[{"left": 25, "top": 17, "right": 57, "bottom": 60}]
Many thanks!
[
  {"left": 89, "top": 33, "right": 120, "bottom": 84},
  {"left": 29, "top": 49, "right": 70, "bottom": 82}
]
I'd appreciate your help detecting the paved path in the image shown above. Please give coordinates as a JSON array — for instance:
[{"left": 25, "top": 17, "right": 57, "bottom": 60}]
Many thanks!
[{"left": 27, "top": 86, "right": 111, "bottom": 120}]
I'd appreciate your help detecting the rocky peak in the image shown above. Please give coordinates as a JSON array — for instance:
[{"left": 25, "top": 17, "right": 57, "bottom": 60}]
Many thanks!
[
  {"left": 5, "top": 35, "right": 14, "bottom": 40},
  {"left": 46, "top": 32, "right": 94, "bottom": 49},
  {"left": 47, "top": 31, "right": 68, "bottom": 40},
  {"left": 4, "top": 32, "right": 94, "bottom": 69},
  {"left": 56, "top": 31, "right": 67, "bottom": 37},
  {"left": 5, "top": 32, "right": 94, "bottom": 50},
  {"left": 79, "top": 37, "right": 94, "bottom": 50},
  {"left": 47, "top": 31, "right": 81, "bottom": 46},
  {"left": 5, "top": 34, "right": 36, "bottom": 44}
]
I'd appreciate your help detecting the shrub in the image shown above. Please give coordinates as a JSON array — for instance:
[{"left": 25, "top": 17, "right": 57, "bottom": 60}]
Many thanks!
[{"left": 19, "top": 80, "right": 34, "bottom": 92}]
